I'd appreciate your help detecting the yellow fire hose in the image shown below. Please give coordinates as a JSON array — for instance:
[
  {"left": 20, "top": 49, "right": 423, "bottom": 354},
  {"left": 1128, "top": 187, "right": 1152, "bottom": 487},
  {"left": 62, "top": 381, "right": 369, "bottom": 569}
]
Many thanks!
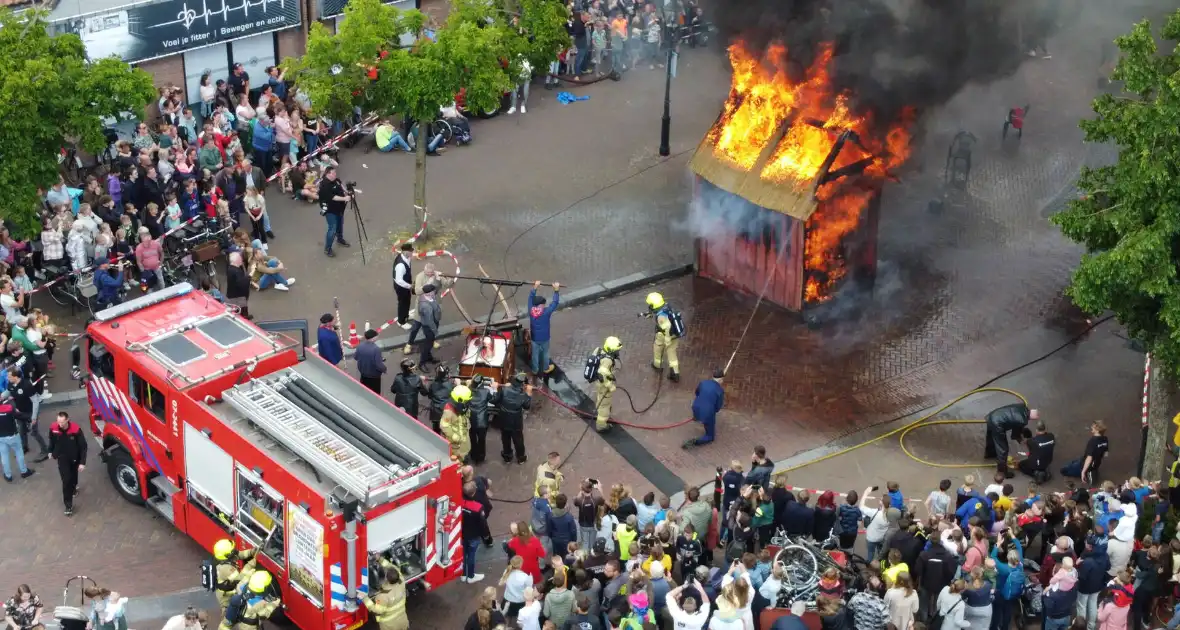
[{"left": 778, "top": 387, "right": 1030, "bottom": 473}]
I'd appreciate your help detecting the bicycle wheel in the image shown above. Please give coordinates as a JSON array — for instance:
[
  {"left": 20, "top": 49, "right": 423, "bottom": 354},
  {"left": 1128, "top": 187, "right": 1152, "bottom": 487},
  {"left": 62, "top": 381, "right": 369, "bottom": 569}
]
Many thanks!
[
  {"left": 774, "top": 545, "right": 818, "bottom": 589},
  {"left": 1154, "top": 593, "right": 1174, "bottom": 627},
  {"left": 202, "top": 261, "right": 220, "bottom": 289},
  {"left": 432, "top": 119, "right": 454, "bottom": 144},
  {"left": 47, "top": 282, "right": 71, "bottom": 307}
]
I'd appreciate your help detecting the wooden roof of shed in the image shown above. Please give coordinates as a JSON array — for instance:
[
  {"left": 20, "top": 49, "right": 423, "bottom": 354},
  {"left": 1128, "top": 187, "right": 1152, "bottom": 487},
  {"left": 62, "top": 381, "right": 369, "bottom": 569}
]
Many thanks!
[{"left": 690, "top": 116, "right": 853, "bottom": 222}]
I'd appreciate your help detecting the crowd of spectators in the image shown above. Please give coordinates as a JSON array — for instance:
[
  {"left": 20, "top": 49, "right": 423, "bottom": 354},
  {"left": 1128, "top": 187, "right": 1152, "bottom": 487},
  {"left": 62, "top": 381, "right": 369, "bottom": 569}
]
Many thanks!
[
  {"left": 12, "top": 64, "right": 323, "bottom": 315},
  {"left": 453, "top": 442, "right": 1180, "bottom": 630},
  {"left": 559, "top": 0, "right": 706, "bottom": 81}
]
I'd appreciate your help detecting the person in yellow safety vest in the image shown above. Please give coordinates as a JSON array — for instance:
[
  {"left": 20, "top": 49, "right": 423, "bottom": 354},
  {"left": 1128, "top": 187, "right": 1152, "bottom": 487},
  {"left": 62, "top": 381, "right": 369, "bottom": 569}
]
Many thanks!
[
  {"left": 594, "top": 337, "right": 622, "bottom": 433},
  {"left": 221, "top": 571, "right": 281, "bottom": 630},
  {"left": 363, "top": 563, "right": 409, "bottom": 630},
  {"left": 212, "top": 539, "right": 258, "bottom": 609},
  {"left": 534, "top": 451, "right": 564, "bottom": 498},
  {"left": 440, "top": 385, "right": 472, "bottom": 463},
  {"left": 645, "top": 292, "right": 680, "bottom": 382}
]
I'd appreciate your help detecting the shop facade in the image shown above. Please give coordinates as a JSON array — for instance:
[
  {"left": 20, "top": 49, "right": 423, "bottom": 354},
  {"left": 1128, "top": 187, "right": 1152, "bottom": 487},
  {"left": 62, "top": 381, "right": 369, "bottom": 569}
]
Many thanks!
[{"left": 48, "top": 0, "right": 416, "bottom": 109}]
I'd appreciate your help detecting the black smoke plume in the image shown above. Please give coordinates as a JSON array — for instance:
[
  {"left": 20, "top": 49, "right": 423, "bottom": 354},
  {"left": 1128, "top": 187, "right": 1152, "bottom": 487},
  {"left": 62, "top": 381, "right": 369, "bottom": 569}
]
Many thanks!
[{"left": 706, "top": 0, "right": 1045, "bottom": 134}]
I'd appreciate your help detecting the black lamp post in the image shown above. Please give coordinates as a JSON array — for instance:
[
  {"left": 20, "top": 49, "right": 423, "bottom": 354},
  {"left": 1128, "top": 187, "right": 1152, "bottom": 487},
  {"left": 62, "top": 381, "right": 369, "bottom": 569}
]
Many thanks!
[{"left": 659, "top": 43, "right": 675, "bottom": 157}]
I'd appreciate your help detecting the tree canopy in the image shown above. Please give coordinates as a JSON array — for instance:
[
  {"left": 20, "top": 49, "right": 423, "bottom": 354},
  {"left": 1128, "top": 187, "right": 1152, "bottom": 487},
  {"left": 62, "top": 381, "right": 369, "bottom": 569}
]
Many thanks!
[
  {"left": 1053, "top": 10, "right": 1180, "bottom": 377},
  {"left": 287, "top": 0, "right": 569, "bottom": 123},
  {"left": 0, "top": 8, "right": 155, "bottom": 236},
  {"left": 286, "top": 0, "right": 568, "bottom": 222}
]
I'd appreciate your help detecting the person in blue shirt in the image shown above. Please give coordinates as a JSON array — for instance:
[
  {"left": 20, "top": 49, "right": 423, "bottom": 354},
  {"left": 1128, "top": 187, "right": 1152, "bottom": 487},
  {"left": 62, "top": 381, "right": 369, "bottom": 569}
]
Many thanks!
[
  {"left": 94, "top": 260, "right": 124, "bottom": 307},
  {"left": 266, "top": 66, "right": 287, "bottom": 101},
  {"left": 251, "top": 118, "right": 276, "bottom": 178},
  {"left": 686, "top": 368, "right": 725, "bottom": 447},
  {"left": 886, "top": 481, "right": 904, "bottom": 510},
  {"left": 528, "top": 280, "right": 560, "bottom": 378},
  {"left": 956, "top": 493, "right": 994, "bottom": 529},
  {"left": 317, "top": 313, "right": 343, "bottom": 366}
]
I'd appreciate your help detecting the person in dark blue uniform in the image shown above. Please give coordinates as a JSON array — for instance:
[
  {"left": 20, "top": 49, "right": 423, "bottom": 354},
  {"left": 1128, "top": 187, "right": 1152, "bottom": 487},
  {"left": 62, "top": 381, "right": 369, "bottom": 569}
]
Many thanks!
[{"left": 684, "top": 368, "right": 725, "bottom": 448}]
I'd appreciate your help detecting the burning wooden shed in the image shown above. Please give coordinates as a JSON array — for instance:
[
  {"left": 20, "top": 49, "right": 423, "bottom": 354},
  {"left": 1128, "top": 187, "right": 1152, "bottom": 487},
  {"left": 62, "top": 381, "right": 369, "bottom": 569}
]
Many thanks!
[{"left": 690, "top": 42, "right": 912, "bottom": 313}]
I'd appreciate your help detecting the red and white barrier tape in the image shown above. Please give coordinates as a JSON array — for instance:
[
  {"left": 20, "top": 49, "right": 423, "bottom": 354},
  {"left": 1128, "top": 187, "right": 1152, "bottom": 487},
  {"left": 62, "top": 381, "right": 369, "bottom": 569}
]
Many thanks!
[
  {"left": 1142, "top": 353, "right": 1152, "bottom": 429},
  {"left": 266, "top": 114, "right": 380, "bottom": 184},
  {"left": 29, "top": 215, "right": 201, "bottom": 295},
  {"left": 392, "top": 205, "right": 430, "bottom": 249}
]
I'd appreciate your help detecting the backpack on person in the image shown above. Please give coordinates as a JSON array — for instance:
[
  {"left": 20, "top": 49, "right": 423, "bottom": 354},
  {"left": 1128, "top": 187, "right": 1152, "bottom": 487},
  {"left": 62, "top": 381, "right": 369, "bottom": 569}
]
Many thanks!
[
  {"left": 583, "top": 351, "right": 602, "bottom": 382},
  {"left": 658, "top": 307, "right": 686, "bottom": 338},
  {"left": 530, "top": 500, "right": 549, "bottom": 537}
]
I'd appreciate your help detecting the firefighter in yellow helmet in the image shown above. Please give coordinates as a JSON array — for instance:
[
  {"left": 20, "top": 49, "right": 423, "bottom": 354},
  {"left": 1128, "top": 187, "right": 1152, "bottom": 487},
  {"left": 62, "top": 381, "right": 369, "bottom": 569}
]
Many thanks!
[
  {"left": 212, "top": 538, "right": 258, "bottom": 609},
  {"left": 440, "top": 385, "right": 472, "bottom": 463},
  {"left": 592, "top": 337, "right": 622, "bottom": 432},
  {"left": 645, "top": 292, "right": 681, "bottom": 382},
  {"left": 364, "top": 561, "right": 409, "bottom": 630},
  {"left": 219, "top": 571, "right": 281, "bottom": 630}
]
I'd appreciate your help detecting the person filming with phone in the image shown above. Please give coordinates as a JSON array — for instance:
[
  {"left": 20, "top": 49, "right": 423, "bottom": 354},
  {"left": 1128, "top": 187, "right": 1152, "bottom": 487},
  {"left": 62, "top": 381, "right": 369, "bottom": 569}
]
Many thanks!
[{"left": 666, "top": 580, "right": 710, "bottom": 629}]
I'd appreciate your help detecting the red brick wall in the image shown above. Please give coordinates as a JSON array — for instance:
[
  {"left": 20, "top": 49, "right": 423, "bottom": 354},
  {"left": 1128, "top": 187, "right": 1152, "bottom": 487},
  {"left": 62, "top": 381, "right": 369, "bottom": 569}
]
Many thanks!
[
  {"left": 277, "top": 28, "right": 306, "bottom": 60},
  {"left": 135, "top": 56, "right": 186, "bottom": 125}
]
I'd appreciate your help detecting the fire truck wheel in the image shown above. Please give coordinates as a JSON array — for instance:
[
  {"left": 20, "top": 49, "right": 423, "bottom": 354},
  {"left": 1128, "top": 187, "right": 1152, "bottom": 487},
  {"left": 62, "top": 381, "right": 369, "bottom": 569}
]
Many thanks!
[{"left": 107, "top": 448, "right": 145, "bottom": 505}]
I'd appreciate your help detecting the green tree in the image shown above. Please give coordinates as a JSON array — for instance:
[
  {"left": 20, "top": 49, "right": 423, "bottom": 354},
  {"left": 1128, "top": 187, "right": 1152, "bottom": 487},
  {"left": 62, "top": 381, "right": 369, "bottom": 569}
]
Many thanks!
[
  {"left": 0, "top": 8, "right": 155, "bottom": 235},
  {"left": 1052, "top": 12, "right": 1180, "bottom": 481},
  {"left": 286, "top": 0, "right": 567, "bottom": 232},
  {"left": 1053, "top": 12, "right": 1180, "bottom": 372}
]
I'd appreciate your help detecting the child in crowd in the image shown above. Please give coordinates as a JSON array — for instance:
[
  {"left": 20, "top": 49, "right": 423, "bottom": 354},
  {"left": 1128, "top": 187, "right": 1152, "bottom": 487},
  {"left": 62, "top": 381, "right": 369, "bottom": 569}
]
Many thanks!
[
  {"left": 11, "top": 266, "right": 33, "bottom": 294},
  {"left": 886, "top": 481, "right": 904, "bottom": 510},
  {"left": 984, "top": 472, "right": 1006, "bottom": 499},
  {"left": 925, "top": 479, "right": 952, "bottom": 517}
]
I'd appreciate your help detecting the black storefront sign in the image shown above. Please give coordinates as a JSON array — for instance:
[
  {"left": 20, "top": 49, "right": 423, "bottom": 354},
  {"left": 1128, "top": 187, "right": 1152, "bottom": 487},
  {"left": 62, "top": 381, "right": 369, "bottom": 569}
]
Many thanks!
[
  {"left": 319, "top": 0, "right": 415, "bottom": 20},
  {"left": 51, "top": 0, "right": 302, "bottom": 64}
]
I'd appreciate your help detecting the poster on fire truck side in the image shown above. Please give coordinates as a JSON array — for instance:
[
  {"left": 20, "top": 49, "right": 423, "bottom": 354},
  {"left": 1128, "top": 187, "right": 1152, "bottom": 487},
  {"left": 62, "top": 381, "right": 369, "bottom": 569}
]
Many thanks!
[{"left": 287, "top": 505, "right": 325, "bottom": 604}]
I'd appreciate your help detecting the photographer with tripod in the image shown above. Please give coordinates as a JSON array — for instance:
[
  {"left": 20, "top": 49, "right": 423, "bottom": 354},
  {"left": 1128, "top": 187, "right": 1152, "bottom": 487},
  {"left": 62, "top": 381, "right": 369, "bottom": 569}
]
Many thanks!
[{"left": 317, "top": 167, "right": 353, "bottom": 258}]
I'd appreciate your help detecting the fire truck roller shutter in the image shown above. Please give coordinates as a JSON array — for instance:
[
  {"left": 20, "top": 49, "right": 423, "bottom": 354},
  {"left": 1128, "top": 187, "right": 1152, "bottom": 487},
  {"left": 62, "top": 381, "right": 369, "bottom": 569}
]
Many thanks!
[
  {"left": 277, "top": 383, "right": 414, "bottom": 470},
  {"left": 285, "top": 377, "right": 419, "bottom": 467}
]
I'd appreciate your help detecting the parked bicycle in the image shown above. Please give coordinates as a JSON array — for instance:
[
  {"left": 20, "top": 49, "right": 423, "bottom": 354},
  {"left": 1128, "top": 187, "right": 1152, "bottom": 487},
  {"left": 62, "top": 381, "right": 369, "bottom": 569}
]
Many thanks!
[
  {"left": 58, "top": 128, "right": 120, "bottom": 186},
  {"left": 164, "top": 221, "right": 232, "bottom": 289}
]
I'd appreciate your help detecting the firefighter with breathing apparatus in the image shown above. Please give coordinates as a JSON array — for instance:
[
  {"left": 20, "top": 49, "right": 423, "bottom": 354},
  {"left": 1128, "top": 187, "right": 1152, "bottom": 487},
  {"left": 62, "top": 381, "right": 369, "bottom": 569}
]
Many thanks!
[
  {"left": 427, "top": 364, "right": 456, "bottom": 434},
  {"left": 643, "top": 292, "right": 685, "bottom": 382},
  {"left": 210, "top": 538, "right": 259, "bottom": 610},
  {"left": 363, "top": 560, "right": 409, "bottom": 630},
  {"left": 585, "top": 336, "right": 622, "bottom": 433},
  {"left": 440, "top": 384, "right": 472, "bottom": 463},
  {"left": 220, "top": 571, "right": 281, "bottom": 630},
  {"left": 390, "top": 359, "right": 429, "bottom": 419}
]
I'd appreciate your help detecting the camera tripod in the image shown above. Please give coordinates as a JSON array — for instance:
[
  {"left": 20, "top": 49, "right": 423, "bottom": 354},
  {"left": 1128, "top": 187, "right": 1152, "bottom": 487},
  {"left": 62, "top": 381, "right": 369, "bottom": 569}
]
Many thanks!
[{"left": 346, "top": 187, "right": 370, "bottom": 264}]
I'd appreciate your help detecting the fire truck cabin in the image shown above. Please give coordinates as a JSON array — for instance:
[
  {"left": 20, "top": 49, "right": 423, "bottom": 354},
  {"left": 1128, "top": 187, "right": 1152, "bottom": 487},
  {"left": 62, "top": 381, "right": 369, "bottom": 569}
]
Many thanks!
[{"left": 82, "top": 284, "right": 463, "bottom": 630}]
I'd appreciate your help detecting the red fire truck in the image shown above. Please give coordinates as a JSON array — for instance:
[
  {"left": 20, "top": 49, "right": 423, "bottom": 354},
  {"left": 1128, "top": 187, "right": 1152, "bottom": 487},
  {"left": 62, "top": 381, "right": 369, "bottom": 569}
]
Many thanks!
[{"left": 79, "top": 284, "right": 463, "bottom": 630}]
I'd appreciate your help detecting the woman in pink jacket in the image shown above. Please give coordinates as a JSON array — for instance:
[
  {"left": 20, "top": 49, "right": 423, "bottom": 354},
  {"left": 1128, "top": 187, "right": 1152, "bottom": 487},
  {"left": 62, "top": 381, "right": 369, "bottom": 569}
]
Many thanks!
[{"left": 1097, "top": 580, "right": 1133, "bottom": 630}]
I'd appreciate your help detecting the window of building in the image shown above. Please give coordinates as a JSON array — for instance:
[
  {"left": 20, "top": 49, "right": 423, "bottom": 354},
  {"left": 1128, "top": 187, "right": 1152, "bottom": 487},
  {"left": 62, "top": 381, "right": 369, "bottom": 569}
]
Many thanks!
[{"left": 128, "top": 371, "right": 166, "bottom": 422}]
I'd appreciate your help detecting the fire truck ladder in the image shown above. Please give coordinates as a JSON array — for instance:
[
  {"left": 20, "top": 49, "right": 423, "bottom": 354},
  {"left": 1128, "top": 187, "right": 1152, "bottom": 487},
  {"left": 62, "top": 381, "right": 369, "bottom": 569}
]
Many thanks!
[{"left": 224, "top": 380, "right": 394, "bottom": 500}]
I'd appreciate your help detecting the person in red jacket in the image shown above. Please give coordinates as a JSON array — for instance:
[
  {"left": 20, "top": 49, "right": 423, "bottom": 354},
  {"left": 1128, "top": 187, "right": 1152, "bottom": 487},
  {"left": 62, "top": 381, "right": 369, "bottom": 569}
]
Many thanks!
[
  {"left": 460, "top": 481, "right": 489, "bottom": 584},
  {"left": 506, "top": 520, "right": 548, "bottom": 584},
  {"left": 48, "top": 411, "right": 86, "bottom": 516}
]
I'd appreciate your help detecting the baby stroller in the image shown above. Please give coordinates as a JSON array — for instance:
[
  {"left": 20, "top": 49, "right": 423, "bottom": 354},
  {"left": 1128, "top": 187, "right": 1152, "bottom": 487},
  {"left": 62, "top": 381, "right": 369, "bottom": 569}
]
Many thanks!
[
  {"left": 1015, "top": 564, "right": 1043, "bottom": 630},
  {"left": 54, "top": 576, "right": 96, "bottom": 630}
]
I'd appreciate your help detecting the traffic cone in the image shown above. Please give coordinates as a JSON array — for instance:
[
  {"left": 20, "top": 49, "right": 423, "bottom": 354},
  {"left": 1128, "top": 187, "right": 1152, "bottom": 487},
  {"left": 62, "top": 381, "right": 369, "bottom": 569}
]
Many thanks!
[{"left": 348, "top": 321, "right": 359, "bottom": 347}]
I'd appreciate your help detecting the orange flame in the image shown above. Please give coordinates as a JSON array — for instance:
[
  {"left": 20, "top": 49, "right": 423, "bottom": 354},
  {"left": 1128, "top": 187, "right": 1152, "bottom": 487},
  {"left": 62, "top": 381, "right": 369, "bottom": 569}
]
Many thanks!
[{"left": 709, "top": 41, "right": 913, "bottom": 302}]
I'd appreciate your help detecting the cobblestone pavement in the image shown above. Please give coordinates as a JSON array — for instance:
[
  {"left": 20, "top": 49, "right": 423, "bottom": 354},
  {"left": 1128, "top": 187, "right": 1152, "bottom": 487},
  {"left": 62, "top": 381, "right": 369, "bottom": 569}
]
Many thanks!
[
  {"left": 237, "top": 47, "right": 730, "bottom": 334},
  {"left": 763, "top": 323, "right": 1145, "bottom": 518},
  {"left": 0, "top": 403, "right": 206, "bottom": 600}
]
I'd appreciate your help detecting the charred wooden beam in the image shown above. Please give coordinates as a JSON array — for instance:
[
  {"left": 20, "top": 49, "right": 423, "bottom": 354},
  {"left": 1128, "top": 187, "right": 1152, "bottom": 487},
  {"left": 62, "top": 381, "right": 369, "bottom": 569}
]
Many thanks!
[
  {"left": 820, "top": 157, "right": 876, "bottom": 186},
  {"left": 750, "top": 111, "right": 799, "bottom": 176}
]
